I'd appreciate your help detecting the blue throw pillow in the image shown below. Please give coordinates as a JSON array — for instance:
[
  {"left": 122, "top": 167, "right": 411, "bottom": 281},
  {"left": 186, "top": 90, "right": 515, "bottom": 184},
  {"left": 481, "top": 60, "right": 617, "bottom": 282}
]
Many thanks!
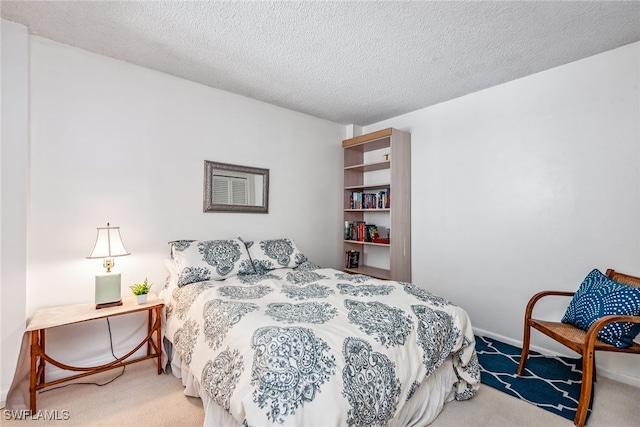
[{"left": 561, "top": 269, "right": 640, "bottom": 348}]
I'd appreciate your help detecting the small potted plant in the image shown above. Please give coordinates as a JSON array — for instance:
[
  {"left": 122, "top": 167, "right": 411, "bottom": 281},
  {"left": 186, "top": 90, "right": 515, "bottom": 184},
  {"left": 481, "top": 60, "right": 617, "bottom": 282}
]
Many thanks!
[{"left": 130, "top": 278, "right": 152, "bottom": 304}]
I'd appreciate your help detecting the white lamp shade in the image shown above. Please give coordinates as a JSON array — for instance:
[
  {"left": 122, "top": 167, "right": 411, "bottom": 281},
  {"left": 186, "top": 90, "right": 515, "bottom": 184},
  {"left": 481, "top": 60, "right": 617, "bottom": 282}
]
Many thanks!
[{"left": 87, "top": 224, "right": 130, "bottom": 259}]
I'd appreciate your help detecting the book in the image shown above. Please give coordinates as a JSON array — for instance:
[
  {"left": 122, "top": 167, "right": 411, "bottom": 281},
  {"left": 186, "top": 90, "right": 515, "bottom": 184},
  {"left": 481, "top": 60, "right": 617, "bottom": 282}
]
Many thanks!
[
  {"left": 345, "top": 250, "right": 360, "bottom": 268},
  {"left": 365, "top": 224, "right": 378, "bottom": 242}
]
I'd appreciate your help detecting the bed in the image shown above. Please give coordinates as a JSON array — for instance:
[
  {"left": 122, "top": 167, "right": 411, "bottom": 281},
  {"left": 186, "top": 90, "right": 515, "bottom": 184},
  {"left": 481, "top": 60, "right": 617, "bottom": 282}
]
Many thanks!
[{"left": 160, "top": 238, "right": 480, "bottom": 426}]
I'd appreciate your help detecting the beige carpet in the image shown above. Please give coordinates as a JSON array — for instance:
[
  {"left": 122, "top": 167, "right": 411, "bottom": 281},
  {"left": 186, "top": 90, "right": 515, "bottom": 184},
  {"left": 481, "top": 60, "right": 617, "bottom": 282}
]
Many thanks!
[{"left": 2, "top": 360, "right": 638, "bottom": 426}]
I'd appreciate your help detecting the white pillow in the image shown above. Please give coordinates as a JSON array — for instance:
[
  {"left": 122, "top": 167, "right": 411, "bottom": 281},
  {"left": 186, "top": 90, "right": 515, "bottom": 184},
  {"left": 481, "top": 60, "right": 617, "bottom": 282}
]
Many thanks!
[
  {"left": 159, "top": 258, "right": 179, "bottom": 301},
  {"left": 245, "top": 238, "right": 307, "bottom": 273},
  {"left": 170, "top": 239, "right": 255, "bottom": 286}
]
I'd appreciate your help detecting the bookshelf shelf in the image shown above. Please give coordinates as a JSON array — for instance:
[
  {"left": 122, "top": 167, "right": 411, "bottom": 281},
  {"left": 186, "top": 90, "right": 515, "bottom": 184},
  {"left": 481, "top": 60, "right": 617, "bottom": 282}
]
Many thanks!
[
  {"left": 345, "top": 183, "right": 391, "bottom": 191},
  {"left": 344, "top": 240, "right": 390, "bottom": 247},
  {"left": 344, "top": 265, "right": 391, "bottom": 281},
  {"left": 344, "top": 161, "right": 390, "bottom": 173},
  {"left": 344, "top": 209, "right": 391, "bottom": 212},
  {"left": 342, "top": 128, "right": 411, "bottom": 282}
]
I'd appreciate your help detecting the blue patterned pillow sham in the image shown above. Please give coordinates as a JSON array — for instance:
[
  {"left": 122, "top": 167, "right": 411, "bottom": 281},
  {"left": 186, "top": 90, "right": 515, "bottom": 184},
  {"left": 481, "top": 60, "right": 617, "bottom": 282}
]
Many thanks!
[
  {"left": 561, "top": 269, "right": 640, "bottom": 348},
  {"left": 169, "top": 239, "right": 256, "bottom": 286},
  {"left": 244, "top": 238, "right": 307, "bottom": 273}
]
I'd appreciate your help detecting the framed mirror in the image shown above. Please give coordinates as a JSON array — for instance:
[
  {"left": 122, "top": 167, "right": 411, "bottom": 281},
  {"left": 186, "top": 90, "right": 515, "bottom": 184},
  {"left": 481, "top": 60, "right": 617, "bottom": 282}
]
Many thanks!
[{"left": 203, "top": 161, "right": 269, "bottom": 213}]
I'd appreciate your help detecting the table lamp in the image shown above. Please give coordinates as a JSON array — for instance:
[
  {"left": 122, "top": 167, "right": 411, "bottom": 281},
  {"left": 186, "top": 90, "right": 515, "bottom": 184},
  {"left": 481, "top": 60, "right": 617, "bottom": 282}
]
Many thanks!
[{"left": 87, "top": 223, "right": 130, "bottom": 309}]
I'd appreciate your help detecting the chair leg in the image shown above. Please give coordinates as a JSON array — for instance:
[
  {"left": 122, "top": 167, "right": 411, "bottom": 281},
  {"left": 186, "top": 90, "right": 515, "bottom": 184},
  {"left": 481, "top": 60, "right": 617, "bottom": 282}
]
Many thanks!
[
  {"left": 517, "top": 321, "right": 531, "bottom": 376},
  {"left": 574, "top": 349, "right": 595, "bottom": 427}
]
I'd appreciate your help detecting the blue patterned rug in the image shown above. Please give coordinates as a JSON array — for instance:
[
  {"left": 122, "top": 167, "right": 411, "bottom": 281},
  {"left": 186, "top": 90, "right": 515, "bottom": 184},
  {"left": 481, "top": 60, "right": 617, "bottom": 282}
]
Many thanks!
[{"left": 475, "top": 335, "right": 592, "bottom": 422}]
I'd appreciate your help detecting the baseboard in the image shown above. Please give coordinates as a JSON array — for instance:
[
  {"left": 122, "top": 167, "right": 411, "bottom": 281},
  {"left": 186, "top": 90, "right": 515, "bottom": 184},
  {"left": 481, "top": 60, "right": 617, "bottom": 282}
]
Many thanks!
[
  {"left": 472, "top": 327, "right": 640, "bottom": 388},
  {"left": 473, "top": 327, "right": 525, "bottom": 350},
  {"left": 595, "top": 366, "right": 640, "bottom": 387}
]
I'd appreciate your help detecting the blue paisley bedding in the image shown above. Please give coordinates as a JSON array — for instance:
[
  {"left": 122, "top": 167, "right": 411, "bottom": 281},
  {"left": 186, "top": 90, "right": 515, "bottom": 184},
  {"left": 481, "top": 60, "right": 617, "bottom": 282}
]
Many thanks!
[{"left": 164, "top": 261, "right": 480, "bottom": 426}]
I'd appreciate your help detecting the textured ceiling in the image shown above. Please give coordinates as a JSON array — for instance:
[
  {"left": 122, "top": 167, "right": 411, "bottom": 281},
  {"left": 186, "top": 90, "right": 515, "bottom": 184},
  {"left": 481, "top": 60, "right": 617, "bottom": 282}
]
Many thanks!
[{"left": 2, "top": 1, "right": 640, "bottom": 125}]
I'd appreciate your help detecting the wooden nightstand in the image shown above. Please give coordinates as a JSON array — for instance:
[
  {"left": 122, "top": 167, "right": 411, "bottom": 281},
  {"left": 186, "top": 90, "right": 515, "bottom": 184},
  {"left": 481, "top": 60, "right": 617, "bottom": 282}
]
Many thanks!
[{"left": 27, "top": 294, "right": 164, "bottom": 412}]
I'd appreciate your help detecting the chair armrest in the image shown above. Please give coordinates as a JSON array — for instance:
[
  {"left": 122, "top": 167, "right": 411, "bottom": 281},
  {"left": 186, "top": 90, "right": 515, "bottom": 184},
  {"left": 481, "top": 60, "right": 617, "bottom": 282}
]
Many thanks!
[
  {"left": 524, "top": 290, "right": 575, "bottom": 321},
  {"left": 585, "top": 314, "right": 640, "bottom": 348}
]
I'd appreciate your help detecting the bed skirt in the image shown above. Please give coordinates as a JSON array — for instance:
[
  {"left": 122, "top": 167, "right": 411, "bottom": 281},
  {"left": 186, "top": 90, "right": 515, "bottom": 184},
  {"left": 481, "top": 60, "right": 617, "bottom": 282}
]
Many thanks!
[{"left": 166, "top": 338, "right": 459, "bottom": 427}]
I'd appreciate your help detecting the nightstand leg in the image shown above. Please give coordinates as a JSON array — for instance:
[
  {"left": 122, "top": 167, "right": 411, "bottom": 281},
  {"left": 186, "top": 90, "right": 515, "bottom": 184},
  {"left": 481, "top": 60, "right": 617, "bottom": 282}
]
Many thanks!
[
  {"left": 147, "top": 309, "right": 152, "bottom": 356},
  {"left": 29, "top": 330, "right": 39, "bottom": 413},
  {"left": 40, "top": 330, "right": 46, "bottom": 385},
  {"left": 155, "top": 306, "right": 162, "bottom": 374}
]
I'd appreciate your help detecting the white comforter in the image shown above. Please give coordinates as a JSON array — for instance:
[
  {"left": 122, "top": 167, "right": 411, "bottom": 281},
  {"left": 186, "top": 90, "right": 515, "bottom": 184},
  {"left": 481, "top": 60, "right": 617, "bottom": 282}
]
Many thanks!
[{"left": 164, "top": 264, "right": 479, "bottom": 426}]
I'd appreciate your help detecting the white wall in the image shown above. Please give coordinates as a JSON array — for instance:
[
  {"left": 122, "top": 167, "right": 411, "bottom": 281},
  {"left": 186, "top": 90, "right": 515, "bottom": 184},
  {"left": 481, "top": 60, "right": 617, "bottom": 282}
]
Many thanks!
[
  {"left": 0, "top": 27, "right": 345, "bottom": 400},
  {"left": 1, "top": 20, "right": 29, "bottom": 404},
  {"left": 365, "top": 42, "right": 640, "bottom": 386}
]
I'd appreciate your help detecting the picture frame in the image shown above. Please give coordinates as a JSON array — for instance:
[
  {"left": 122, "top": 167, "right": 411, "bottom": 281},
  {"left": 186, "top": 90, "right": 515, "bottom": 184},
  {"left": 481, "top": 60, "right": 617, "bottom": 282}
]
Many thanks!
[{"left": 203, "top": 160, "right": 269, "bottom": 213}]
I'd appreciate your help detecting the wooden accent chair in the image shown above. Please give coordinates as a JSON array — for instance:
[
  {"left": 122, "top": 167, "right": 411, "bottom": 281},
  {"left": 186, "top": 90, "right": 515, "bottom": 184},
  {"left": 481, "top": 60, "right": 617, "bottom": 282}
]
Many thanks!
[{"left": 517, "top": 269, "right": 640, "bottom": 427}]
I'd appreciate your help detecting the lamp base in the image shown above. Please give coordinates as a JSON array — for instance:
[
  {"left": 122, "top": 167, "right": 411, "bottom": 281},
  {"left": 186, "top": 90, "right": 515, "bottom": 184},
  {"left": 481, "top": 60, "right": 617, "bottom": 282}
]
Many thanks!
[
  {"left": 95, "top": 271, "right": 123, "bottom": 309},
  {"left": 96, "top": 300, "right": 123, "bottom": 310}
]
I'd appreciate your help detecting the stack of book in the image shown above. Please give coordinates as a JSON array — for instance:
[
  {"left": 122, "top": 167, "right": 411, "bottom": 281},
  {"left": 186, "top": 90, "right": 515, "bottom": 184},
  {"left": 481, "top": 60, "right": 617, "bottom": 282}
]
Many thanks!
[
  {"left": 348, "top": 190, "right": 390, "bottom": 209},
  {"left": 344, "top": 222, "right": 379, "bottom": 242}
]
